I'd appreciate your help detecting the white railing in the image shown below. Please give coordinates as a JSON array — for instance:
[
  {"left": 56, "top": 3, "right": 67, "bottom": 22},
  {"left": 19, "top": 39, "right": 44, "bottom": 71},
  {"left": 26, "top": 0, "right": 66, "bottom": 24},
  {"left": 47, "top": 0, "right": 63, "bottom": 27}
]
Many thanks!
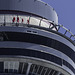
[
  {"left": 0, "top": 14, "right": 74, "bottom": 43},
  {"left": 57, "top": 24, "right": 75, "bottom": 41}
]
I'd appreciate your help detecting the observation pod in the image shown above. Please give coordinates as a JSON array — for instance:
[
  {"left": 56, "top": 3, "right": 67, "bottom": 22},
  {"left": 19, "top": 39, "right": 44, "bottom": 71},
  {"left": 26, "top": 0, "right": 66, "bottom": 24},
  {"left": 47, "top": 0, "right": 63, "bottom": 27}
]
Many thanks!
[{"left": 0, "top": 0, "right": 74, "bottom": 75}]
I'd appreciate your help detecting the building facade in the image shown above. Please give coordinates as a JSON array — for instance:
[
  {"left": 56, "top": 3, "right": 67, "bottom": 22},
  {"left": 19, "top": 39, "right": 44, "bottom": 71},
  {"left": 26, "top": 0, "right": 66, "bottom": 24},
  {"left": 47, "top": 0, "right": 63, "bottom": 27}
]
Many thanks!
[{"left": 0, "top": 0, "right": 74, "bottom": 75}]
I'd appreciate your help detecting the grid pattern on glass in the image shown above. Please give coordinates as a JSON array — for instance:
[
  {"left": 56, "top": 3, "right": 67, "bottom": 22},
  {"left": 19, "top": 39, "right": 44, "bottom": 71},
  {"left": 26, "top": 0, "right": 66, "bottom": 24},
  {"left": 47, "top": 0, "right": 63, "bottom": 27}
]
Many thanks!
[
  {"left": 4, "top": 61, "right": 19, "bottom": 73},
  {"left": 18, "top": 62, "right": 28, "bottom": 74},
  {"left": 0, "top": 61, "right": 72, "bottom": 75},
  {"left": 4, "top": 61, "right": 28, "bottom": 74}
]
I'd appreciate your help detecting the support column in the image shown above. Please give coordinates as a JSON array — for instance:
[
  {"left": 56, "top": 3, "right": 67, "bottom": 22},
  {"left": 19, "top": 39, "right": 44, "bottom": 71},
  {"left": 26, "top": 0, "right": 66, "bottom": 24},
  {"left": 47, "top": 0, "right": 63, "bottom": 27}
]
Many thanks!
[{"left": 26, "top": 63, "right": 32, "bottom": 75}]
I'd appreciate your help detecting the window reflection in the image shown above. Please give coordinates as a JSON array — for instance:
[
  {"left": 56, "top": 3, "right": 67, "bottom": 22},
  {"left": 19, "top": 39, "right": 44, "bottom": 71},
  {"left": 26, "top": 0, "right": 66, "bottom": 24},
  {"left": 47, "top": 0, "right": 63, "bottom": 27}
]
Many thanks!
[
  {"left": 30, "top": 17, "right": 40, "bottom": 26},
  {"left": 18, "top": 15, "right": 29, "bottom": 24},
  {"left": 4, "top": 61, "right": 19, "bottom": 73},
  {"left": 0, "top": 15, "right": 4, "bottom": 23},
  {"left": 0, "top": 61, "right": 72, "bottom": 74},
  {"left": 4, "top": 61, "right": 28, "bottom": 74},
  {"left": 0, "top": 62, "right": 3, "bottom": 73},
  {"left": 6, "top": 15, "right": 17, "bottom": 23},
  {"left": 41, "top": 19, "right": 49, "bottom": 28},
  {"left": 0, "top": 14, "right": 58, "bottom": 31}
]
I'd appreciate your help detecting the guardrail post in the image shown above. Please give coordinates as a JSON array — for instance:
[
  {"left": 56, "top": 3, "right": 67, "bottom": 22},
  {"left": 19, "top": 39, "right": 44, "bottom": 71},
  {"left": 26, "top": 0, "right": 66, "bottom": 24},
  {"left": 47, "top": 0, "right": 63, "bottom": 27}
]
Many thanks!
[
  {"left": 64, "top": 30, "right": 67, "bottom": 35},
  {"left": 39, "top": 18, "right": 43, "bottom": 26},
  {"left": 70, "top": 35, "right": 73, "bottom": 39},
  {"left": 57, "top": 25, "right": 60, "bottom": 31}
]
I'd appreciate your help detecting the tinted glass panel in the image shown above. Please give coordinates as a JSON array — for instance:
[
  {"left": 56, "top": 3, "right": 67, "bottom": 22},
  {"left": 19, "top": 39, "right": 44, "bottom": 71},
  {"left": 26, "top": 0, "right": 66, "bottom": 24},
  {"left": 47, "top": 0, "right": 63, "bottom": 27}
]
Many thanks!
[
  {"left": 0, "top": 62, "right": 3, "bottom": 73},
  {"left": 63, "top": 60, "right": 75, "bottom": 74},
  {"left": 0, "top": 48, "right": 62, "bottom": 66},
  {"left": 22, "top": 63, "right": 28, "bottom": 74},
  {"left": 18, "top": 62, "right": 23, "bottom": 73},
  {"left": 2, "top": 32, "right": 75, "bottom": 63}
]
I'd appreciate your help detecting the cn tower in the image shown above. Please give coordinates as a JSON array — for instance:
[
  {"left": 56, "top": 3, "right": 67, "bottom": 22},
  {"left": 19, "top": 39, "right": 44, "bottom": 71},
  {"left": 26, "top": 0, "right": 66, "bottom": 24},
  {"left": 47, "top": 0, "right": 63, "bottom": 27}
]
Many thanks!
[{"left": 0, "top": 0, "right": 74, "bottom": 75}]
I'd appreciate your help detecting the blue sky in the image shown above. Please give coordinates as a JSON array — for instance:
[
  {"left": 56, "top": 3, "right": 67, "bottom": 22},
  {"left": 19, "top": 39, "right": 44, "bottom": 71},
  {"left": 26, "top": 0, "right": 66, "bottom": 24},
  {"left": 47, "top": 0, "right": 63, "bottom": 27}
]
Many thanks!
[{"left": 42, "top": 0, "right": 75, "bottom": 34}]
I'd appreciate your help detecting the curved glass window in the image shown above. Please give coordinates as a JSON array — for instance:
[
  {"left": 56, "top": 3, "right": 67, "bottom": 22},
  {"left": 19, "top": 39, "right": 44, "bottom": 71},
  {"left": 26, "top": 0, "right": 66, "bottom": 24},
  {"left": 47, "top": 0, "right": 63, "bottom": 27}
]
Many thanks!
[
  {"left": 0, "top": 48, "right": 62, "bottom": 66},
  {"left": 63, "top": 60, "right": 75, "bottom": 74},
  {"left": 29, "top": 64, "right": 58, "bottom": 75},
  {"left": 4, "top": 61, "right": 28, "bottom": 74},
  {"left": 1, "top": 32, "right": 75, "bottom": 63},
  {"left": 0, "top": 14, "right": 58, "bottom": 31},
  {"left": 0, "top": 62, "right": 3, "bottom": 73},
  {"left": 41, "top": 19, "right": 50, "bottom": 28},
  {"left": 5, "top": 15, "right": 16, "bottom": 23},
  {"left": 0, "top": 48, "right": 74, "bottom": 74},
  {"left": 18, "top": 15, "right": 29, "bottom": 24},
  {"left": 30, "top": 17, "right": 40, "bottom": 26},
  {"left": 4, "top": 61, "right": 19, "bottom": 73}
]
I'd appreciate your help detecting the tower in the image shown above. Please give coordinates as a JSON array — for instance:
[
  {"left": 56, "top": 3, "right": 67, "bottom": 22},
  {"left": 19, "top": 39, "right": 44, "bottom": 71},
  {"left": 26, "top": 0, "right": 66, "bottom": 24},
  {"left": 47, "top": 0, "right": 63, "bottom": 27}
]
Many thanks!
[{"left": 0, "top": 0, "right": 74, "bottom": 75}]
